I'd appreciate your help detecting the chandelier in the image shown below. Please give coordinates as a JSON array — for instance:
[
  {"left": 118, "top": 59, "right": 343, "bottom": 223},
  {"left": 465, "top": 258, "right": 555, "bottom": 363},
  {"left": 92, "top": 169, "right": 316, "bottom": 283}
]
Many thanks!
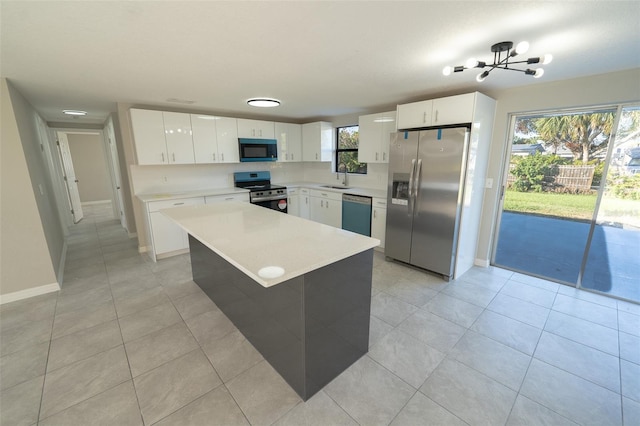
[{"left": 442, "top": 41, "right": 553, "bottom": 82}]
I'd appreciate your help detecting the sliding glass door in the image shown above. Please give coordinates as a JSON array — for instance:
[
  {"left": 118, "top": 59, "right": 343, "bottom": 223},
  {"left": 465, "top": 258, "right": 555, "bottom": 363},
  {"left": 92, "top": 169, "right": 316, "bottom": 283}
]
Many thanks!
[
  {"left": 493, "top": 104, "right": 640, "bottom": 302},
  {"left": 581, "top": 105, "right": 640, "bottom": 301}
]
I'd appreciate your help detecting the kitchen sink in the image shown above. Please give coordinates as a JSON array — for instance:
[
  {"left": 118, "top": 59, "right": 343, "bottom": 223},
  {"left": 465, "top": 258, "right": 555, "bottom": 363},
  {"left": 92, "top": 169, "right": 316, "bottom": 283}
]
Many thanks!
[{"left": 321, "top": 185, "right": 352, "bottom": 190}]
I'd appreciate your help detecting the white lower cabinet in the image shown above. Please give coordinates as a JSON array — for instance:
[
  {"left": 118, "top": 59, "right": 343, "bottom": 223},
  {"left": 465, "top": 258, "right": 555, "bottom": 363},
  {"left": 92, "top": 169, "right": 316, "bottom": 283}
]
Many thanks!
[
  {"left": 147, "top": 197, "right": 204, "bottom": 260},
  {"left": 205, "top": 193, "right": 249, "bottom": 204},
  {"left": 299, "top": 188, "right": 310, "bottom": 219},
  {"left": 309, "top": 190, "right": 341, "bottom": 228},
  {"left": 287, "top": 188, "right": 300, "bottom": 216},
  {"left": 371, "top": 197, "right": 387, "bottom": 249}
]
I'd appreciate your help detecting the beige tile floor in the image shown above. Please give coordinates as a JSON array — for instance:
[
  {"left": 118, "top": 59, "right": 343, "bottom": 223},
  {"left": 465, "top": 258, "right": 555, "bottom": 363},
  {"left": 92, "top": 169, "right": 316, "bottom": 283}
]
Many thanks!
[{"left": 1, "top": 202, "right": 639, "bottom": 425}]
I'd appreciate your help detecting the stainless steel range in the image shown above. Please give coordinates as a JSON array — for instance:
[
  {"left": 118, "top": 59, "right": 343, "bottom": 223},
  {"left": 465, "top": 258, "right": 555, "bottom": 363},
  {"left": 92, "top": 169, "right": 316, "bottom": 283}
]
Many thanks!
[{"left": 234, "top": 171, "right": 288, "bottom": 213}]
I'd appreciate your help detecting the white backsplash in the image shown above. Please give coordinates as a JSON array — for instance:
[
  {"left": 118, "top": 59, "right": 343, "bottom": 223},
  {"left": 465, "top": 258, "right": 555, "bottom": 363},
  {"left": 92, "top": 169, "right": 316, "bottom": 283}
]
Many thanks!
[{"left": 130, "top": 161, "right": 387, "bottom": 195}]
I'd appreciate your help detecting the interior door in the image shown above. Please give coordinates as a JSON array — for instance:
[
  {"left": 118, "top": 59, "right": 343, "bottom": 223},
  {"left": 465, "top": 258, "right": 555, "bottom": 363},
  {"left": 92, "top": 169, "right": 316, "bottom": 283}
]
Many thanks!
[
  {"left": 385, "top": 131, "right": 419, "bottom": 263},
  {"left": 105, "top": 121, "right": 127, "bottom": 229},
  {"left": 57, "top": 132, "right": 84, "bottom": 223},
  {"left": 410, "top": 128, "right": 467, "bottom": 276}
]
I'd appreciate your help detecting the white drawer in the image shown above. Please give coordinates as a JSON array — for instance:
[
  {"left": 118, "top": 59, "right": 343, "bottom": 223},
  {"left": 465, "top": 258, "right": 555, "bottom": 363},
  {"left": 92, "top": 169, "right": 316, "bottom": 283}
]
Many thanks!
[
  {"left": 205, "top": 193, "right": 249, "bottom": 204},
  {"left": 310, "top": 189, "right": 342, "bottom": 201},
  {"left": 373, "top": 198, "right": 387, "bottom": 208},
  {"left": 287, "top": 188, "right": 298, "bottom": 195},
  {"left": 148, "top": 197, "right": 204, "bottom": 212}
]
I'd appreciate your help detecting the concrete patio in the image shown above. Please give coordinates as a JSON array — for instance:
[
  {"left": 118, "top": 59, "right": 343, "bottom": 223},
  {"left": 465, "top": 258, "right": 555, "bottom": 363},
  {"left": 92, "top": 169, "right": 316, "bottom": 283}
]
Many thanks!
[{"left": 495, "top": 212, "right": 640, "bottom": 302}]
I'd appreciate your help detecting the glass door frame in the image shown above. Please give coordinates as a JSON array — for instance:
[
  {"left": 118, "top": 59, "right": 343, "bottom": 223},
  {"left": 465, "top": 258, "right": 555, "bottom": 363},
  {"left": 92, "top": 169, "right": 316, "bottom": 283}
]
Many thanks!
[{"left": 491, "top": 102, "right": 638, "bottom": 301}]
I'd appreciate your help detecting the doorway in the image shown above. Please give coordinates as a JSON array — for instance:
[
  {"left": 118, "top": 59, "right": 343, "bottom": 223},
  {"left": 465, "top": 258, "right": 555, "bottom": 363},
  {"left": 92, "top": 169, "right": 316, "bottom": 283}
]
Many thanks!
[{"left": 493, "top": 104, "right": 640, "bottom": 303}]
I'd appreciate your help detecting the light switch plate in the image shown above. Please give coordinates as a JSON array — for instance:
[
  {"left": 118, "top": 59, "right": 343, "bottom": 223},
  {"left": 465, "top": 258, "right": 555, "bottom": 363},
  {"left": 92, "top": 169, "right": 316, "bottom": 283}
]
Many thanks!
[{"left": 485, "top": 178, "right": 493, "bottom": 189}]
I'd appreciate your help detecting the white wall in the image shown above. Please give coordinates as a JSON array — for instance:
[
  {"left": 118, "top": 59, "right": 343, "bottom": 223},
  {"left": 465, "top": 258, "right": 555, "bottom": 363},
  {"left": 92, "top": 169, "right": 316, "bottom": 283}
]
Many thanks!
[
  {"left": 476, "top": 68, "right": 640, "bottom": 264},
  {"left": 67, "top": 133, "right": 113, "bottom": 203},
  {"left": 1, "top": 79, "right": 62, "bottom": 300}
]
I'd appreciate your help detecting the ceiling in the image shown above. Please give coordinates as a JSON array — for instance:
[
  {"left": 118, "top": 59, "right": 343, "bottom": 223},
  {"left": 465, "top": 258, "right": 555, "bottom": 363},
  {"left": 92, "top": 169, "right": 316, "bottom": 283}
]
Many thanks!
[{"left": 2, "top": 1, "right": 640, "bottom": 125}]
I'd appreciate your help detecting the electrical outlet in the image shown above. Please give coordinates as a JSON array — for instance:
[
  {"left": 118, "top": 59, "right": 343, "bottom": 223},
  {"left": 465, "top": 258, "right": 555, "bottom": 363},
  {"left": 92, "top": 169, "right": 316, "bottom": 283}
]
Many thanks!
[{"left": 485, "top": 178, "right": 493, "bottom": 189}]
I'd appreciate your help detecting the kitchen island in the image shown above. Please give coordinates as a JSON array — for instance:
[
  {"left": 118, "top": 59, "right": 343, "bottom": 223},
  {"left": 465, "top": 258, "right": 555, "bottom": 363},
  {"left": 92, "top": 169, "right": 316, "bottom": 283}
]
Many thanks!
[{"left": 161, "top": 202, "right": 379, "bottom": 400}]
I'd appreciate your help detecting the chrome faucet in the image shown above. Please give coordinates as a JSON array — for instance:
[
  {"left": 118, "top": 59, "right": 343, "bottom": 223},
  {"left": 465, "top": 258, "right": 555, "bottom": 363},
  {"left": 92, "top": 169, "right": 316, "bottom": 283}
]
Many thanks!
[{"left": 337, "top": 164, "right": 348, "bottom": 187}]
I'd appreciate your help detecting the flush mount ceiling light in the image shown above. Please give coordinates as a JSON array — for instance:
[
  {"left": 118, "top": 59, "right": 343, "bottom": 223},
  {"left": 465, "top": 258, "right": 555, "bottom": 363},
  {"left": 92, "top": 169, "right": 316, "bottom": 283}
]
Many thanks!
[
  {"left": 62, "top": 109, "right": 87, "bottom": 116},
  {"left": 443, "top": 41, "right": 552, "bottom": 82},
  {"left": 247, "top": 98, "right": 280, "bottom": 108}
]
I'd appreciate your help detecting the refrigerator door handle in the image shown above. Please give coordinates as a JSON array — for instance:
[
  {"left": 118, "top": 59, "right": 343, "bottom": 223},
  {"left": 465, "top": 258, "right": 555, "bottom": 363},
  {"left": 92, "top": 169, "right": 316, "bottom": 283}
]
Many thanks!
[
  {"left": 413, "top": 159, "right": 423, "bottom": 215},
  {"left": 408, "top": 159, "right": 417, "bottom": 216}
]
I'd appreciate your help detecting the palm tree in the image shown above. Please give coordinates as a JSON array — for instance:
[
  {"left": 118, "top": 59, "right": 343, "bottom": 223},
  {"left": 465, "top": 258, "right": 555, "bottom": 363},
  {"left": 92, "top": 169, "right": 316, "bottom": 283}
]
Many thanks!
[{"left": 535, "top": 113, "right": 615, "bottom": 162}]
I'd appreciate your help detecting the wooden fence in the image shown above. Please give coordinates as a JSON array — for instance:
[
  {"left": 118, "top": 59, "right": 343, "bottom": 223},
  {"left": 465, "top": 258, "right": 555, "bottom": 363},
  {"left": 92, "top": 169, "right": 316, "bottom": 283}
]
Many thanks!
[{"left": 507, "top": 165, "right": 595, "bottom": 192}]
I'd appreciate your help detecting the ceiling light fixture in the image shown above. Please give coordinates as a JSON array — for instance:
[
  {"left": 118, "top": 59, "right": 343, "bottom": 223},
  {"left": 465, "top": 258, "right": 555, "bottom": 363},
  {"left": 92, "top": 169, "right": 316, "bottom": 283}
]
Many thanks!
[
  {"left": 247, "top": 98, "right": 280, "bottom": 108},
  {"left": 443, "top": 41, "right": 552, "bottom": 82},
  {"left": 62, "top": 109, "right": 87, "bottom": 116}
]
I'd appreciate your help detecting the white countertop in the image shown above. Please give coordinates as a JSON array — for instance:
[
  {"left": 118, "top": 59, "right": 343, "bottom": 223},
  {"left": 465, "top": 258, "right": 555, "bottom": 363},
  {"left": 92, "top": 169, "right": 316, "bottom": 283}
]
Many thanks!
[
  {"left": 282, "top": 182, "right": 387, "bottom": 199},
  {"left": 160, "top": 202, "right": 380, "bottom": 288},
  {"left": 137, "top": 187, "right": 249, "bottom": 203}
]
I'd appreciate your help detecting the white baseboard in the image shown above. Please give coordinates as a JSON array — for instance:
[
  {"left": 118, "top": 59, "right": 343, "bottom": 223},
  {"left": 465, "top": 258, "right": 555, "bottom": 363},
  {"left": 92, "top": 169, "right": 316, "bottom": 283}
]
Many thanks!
[
  {"left": 474, "top": 258, "right": 490, "bottom": 268},
  {"left": 0, "top": 282, "right": 60, "bottom": 305},
  {"left": 81, "top": 200, "right": 112, "bottom": 206}
]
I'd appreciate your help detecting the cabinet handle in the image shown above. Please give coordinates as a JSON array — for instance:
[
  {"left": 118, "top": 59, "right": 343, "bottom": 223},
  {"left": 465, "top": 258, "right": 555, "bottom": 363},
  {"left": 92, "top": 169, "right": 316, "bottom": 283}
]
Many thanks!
[
  {"left": 423, "top": 112, "right": 427, "bottom": 123},
  {"left": 221, "top": 153, "right": 224, "bottom": 161},
  {"left": 315, "top": 153, "right": 318, "bottom": 160},
  {"left": 173, "top": 202, "right": 185, "bottom": 206},
  {"left": 161, "top": 152, "right": 165, "bottom": 162},
  {"left": 374, "top": 210, "right": 377, "bottom": 219},
  {"left": 225, "top": 197, "right": 234, "bottom": 201},
  {"left": 292, "top": 154, "right": 294, "bottom": 160},
  {"left": 435, "top": 110, "right": 439, "bottom": 123},
  {"left": 259, "top": 129, "right": 262, "bottom": 137},
  {"left": 213, "top": 153, "right": 216, "bottom": 161},
  {"left": 305, "top": 198, "right": 308, "bottom": 205},
  {"left": 172, "top": 153, "right": 175, "bottom": 162},
  {"left": 376, "top": 152, "right": 379, "bottom": 161},
  {"left": 326, "top": 201, "right": 329, "bottom": 208},
  {"left": 321, "top": 200, "right": 324, "bottom": 207},
  {"left": 383, "top": 152, "right": 386, "bottom": 161}
]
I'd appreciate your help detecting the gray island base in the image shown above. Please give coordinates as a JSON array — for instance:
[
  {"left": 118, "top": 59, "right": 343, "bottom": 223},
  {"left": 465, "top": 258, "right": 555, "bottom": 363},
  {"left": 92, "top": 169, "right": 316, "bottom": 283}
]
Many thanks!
[{"left": 189, "top": 235, "right": 373, "bottom": 401}]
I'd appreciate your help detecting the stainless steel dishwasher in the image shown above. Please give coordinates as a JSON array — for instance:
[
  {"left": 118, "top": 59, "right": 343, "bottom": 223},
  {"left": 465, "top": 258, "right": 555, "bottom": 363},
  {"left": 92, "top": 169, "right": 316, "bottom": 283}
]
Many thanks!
[{"left": 341, "top": 194, "right": 372, "bottom": 236}]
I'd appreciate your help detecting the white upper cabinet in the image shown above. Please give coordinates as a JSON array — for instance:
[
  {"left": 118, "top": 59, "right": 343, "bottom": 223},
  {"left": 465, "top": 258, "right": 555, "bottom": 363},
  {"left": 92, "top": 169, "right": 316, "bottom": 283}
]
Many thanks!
[
  {"left": 396, "top": 99, "right": 433, "bottom": 130},
  {"left": 216, "top": 117, "right": 240, "bottom": 163},
  {"left": 191, "top": 115, "right": 239, "bottom": 164},
  {"left": 131, "top": 109, "right": 168, "bottom": 165},
  {"left": 131, "top": 109, "right": 195, "bottom": 165},
  {"left": 275, "top": 122, "right": 302, "bottom": 162},
  {"left": 163, "top": 112, "right": 195, "bottom": 164},
  {"left": 358, "top": 111, "right": 396, "bottom": 163},
  {"left": 432, "top": 93, "right": 476, "bottom": 126},
  {"left": 302, "top": 121, "right": 333, "bottom": 162},
  {"left": 396, "top": 93, "right": 478, "bottom": 130},
  {"left": 191, "top": 114, "right": 218, "bottom": 164},
  {"left": 237, "top": 119, "right": 275, "bottom": 139}
]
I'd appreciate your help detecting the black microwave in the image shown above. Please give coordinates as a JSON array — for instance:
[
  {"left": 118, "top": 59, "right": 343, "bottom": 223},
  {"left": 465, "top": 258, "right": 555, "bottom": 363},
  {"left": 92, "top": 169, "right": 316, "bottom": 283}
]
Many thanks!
[{"left": 238, "top": 138, "right": 278, "bottom": 162}]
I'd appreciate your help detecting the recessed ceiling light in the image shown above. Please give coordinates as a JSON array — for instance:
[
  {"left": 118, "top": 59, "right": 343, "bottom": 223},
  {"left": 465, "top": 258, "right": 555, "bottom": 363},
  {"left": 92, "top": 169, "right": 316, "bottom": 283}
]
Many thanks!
[
  {"left": 63, "top": 110, "right": 87, "bottom": 116},
  {"left": 247, "top": 98, "right": 280, "bottom": 108}
]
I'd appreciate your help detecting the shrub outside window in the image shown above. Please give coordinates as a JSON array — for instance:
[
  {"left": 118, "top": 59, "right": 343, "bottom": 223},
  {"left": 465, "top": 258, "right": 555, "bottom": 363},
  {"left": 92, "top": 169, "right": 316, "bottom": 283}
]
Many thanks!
[{"left": 336, "top": 125, "right": 367, "bottom": 174}]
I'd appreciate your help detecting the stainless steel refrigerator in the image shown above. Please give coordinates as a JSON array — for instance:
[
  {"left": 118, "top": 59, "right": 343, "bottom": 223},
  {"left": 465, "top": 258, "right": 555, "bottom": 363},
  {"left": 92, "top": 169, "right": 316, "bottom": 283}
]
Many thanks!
[{"left": 385, "top": 127, "right": 470, "bottom": 280}]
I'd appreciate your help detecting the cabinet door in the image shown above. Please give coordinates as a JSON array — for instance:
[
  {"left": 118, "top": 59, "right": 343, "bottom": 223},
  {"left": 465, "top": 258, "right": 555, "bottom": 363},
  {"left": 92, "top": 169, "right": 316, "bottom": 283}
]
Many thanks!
[
  {"left": 299, "top": 192, "right": 310, "bottom": 219},
  {"left": 163, "top": 112, "right": 195, "bottom": 164},
  {"left": 302, "top": 122, "right": 333, "bottom": 162},
  {"left": 396, "top": 100, "right": 433, "bottom": 130},
  {"left": 309, "top": 197, "right": 325, "bottom": 223},
  {"left": 275, "top": 122, "right": 302, "bottom": 162},
  {"left": 130, "top": 109, "right": 167, "bottom": 165},
  {"left": 432, "top": 93, "right": 475, "bottom": 125},
  {"left": 191, "top": 114, "right": 218, "bottom": 164},
  {"left": 150, "top": 211, "right": 188, "bottom": 255},
  {"left": 237, "top": 119, "right": 275, "bottom": 139},
  {"left": 357, "top": 113, "right": 379, "bottom": 163},
  {"left": 371, "top": 206, "right": 387, "bottom": 248},
  {"left": 216, "top": 117, "right": 240, "bottom": 163},
  {"left": 325, "top": 198, "right": 342, "bottom": 228},
  {"left": 287, "top": 194, "right": 300, "bottom": 216},
  {"left": 379, "top": 111, "right": 396, "bottom": 163}
]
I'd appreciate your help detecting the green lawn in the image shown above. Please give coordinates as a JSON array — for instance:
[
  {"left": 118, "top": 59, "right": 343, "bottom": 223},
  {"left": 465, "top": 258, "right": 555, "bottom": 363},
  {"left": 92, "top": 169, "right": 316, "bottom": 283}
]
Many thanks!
[{"left": 503, "top": 190, "right": 598, "bottom": 221}]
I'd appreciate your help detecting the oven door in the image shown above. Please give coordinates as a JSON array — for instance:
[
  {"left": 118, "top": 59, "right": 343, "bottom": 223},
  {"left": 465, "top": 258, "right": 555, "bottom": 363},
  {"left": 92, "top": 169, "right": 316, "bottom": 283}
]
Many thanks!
[{"left": 252, "top": 197, "right": 288, "bottom": 213}]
